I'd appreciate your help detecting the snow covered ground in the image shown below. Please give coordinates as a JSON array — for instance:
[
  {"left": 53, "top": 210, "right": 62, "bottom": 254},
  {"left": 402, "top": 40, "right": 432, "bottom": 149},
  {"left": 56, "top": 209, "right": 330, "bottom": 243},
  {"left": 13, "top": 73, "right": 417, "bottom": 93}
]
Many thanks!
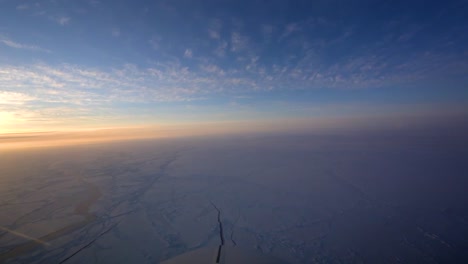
[{"left": 1, "top": 133, "right": 467, "bottom": 263}]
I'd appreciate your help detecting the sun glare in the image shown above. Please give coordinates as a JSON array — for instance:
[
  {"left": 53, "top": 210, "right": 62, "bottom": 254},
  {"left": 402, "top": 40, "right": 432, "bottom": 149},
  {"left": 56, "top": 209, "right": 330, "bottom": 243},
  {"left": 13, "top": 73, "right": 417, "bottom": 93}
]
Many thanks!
[{"left": 0, "top": 112, "right": 16, "bottom": 133}]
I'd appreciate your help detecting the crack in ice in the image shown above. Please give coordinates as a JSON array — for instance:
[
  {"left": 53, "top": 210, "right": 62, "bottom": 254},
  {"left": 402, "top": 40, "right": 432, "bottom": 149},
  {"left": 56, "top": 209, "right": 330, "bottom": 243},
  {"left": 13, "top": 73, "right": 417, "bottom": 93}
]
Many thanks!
[
  {"left": 210, "top": 201, "right": 225, "bottom": 263},
  {"left": 59, "top": 222, "right": 119, "bottom": 263}
]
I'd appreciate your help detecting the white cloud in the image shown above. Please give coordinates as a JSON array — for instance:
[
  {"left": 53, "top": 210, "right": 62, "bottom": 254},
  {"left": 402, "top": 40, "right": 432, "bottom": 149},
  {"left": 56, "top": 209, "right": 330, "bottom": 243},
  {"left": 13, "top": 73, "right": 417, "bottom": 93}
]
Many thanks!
[
  {"left": 208, "top": 29, "right": 220, "bottom": 40},
  {"left": 0, "top": 63, "right": 217, "bottom": 106},
  {"left": 184, "top": 49, "right": 193, "bottom": 58},
  {"left": 231, "top": 32, "right": 248, "bottom": 52},
  {"left": 200, "top": 64, "right": 225, "bottom": 76},
  {"left": 0, "top": 46, "right": 460, "bottom": 115},
  {"left": 56, "top": 16, "right": 71, "bottom": 26},
  {"left": 0, "top": 91, "right": 36, "bottom": 105},
  {"left": 208, "top": 19, "right": 222, "bottom": 39},
  {"left": 245, "top": 56, "right": 260, "bottom": 71},
  {"left": 214, "top": 41, "right": 228, "bottom": 57},
  {"left": 280, "top": 23, "right": 300, "bottom": 39},
  {"left": 0, "top": 37, "right": 51, "bottom": 53}
]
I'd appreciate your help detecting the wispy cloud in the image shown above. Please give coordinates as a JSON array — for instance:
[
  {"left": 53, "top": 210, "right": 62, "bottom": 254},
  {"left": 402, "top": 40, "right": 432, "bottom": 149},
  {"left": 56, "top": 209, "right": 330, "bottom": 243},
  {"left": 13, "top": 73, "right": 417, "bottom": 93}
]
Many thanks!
[
  {"left": 0, "top": 36, "right": 51, "bottom": 53},
  {"left": 149, "top": 36, "right": 161, "bottom": 50},
  {"left": 55, "top": 16, "right": 71, "bottom": 26},
  {"left": 397, "top": 25, "right": 423, "bottom": 42},
  {"left": 208, "top": 29, "right": 220, "bottom": 40},
  {"left": 214, "top": 41, "right": 228, "bottom": 57},
  {"left": 280, "top": 23, "right": 300, "bottom": 39},
  {"left": 183, "top": 49, "right": 193, "bottom": 58},
  {"left": 16, "top": 4, "right": 29, "bottom": 10},
  {"left": 0, "top": 51, "right": 466, "bottom": 131},
  {"left": 0, "top": 63, "right": 213, "bottom": 105},
  {"left": 208, "top": 19, "right": 222, "bottom": 40},
  {"left": 231, "top": 32, "right": 248, "bottom": 52},
  {"left": 200, "top": 63, "right": 225, "bottom": 76},
  {"left": 0, "top": 91, "right": 36, "bottom": 105}
]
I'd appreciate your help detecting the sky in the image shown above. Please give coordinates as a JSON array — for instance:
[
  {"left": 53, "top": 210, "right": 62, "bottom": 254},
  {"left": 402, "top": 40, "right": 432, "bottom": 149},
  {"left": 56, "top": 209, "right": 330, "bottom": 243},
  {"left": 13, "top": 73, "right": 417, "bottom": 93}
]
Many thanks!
[{"left": 0, "top": 0, "right": 467, "bottom": 134}]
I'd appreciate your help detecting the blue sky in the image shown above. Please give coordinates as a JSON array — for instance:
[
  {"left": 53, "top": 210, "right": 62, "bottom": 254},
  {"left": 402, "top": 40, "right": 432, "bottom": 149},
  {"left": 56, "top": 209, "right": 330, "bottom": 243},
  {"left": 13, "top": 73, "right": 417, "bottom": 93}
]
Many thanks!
[{"left": 0, "top": 0, "right": 467, "bottom": 132}]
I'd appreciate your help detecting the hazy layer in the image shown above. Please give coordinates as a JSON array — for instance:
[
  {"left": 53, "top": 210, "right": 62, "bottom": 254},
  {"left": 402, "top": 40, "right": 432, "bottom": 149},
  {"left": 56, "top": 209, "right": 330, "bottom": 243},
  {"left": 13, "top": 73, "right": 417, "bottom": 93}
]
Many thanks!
[{"left": 2, "top": 112, "right": 467, "bottom": 150}]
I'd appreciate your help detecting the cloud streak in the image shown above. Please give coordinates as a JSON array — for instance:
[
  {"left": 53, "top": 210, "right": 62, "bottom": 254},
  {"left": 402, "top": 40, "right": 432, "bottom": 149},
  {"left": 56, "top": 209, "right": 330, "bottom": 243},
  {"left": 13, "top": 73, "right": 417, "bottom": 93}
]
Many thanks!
[
  {"left": 0, "top": 36, "right": 51, "bottom": 53},
  {"left": 55, "top": 16, "right": 71, "bottom": 26},
  {"left": 208, "top": 19, "right": 222, "bottom": 40},
  {"left": 183, "top": 49, "right": 192, "bottom": 58},
  {"left": 0, "top": 91, "right": 36, "bottom": 105},
  {"left": 230, "top": 32, "right": 248, "bottom": 52}
]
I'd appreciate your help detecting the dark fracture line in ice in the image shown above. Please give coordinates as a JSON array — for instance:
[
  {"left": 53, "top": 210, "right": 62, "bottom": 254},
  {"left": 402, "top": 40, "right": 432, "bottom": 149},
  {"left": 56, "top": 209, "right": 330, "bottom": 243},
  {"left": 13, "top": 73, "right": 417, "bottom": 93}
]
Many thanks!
[
  {"left": 126, "top": 154, "right": 179, "bottom": 205},
  {"left": 329, "top": 170, "right": 372, "bottom": 203},
  {"left": 104, "top": 210, "right": 137, "bottom": 220},
  {"left": 58, "top": 222, "right": 119, "bottom": 264},
  {"left": 57, "top": 155, "right": 177, "bottom": 263},
  {"left": 210, "top": 201, "right": 225, "bottom": 263},
  {"left": 210, "top": 201, "right": 225, "bottom": 246},
  {"left": 230, "top": 208, "right": 240, "bottom": 247},
  {"left": 230, "top": 230, "right": 237, "bottom": 247}
]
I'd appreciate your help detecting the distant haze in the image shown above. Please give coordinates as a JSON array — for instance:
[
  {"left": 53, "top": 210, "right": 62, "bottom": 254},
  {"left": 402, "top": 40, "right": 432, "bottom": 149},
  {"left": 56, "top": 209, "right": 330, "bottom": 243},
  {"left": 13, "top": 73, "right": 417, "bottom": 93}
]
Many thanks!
[{"left": 1, "top": 110, "right": 466, "bottom": 150}]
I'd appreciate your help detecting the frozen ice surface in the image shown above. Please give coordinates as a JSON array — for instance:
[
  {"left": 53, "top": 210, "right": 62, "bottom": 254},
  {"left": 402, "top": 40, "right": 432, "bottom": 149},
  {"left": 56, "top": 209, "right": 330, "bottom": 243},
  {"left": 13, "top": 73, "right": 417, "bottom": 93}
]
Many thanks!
[{"left": 1, "top": 133, "right": 467, "bottom": 263}]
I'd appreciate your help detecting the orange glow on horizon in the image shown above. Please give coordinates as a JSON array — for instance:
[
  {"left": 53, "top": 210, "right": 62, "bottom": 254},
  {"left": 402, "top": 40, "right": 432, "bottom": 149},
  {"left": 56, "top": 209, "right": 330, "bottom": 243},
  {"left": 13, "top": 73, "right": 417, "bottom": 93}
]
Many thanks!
[
  {"left": 2, "top": 112, "right": 466, "bottom": 151},
  {"left": 0, "top": 119, "right": 325, "bottom": 150}
]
